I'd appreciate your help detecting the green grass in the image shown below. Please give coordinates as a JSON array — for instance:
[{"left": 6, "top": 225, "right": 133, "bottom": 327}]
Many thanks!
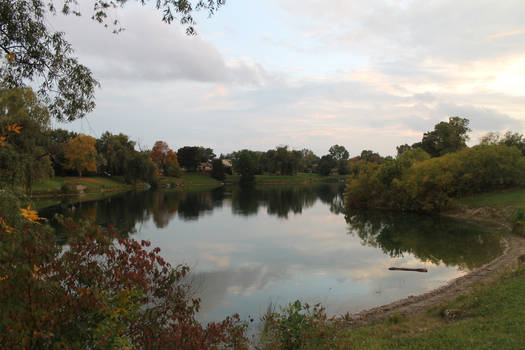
[
  {"left": 460, "top": 188, "right": 525, "bottom": 211},
  {"left": 307, "top": 265, "right": 525, "bottom": 350},
  {"left": 160, "top": 173, "right": 222, "bottom": 186},
  {"left": 30, "top": 176, "right": 139, "bottom": 195}
]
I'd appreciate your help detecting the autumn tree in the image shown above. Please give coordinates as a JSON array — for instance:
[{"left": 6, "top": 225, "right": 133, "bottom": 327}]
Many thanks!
[
  {"left": 151, "top": 141, "right": 181, "bottom": 176},
  {"left": 1, "top": 0, "right": 225, "bottom": 121},
  {"left": 64, "top": 134, "right": 97, "bottom": 177}
]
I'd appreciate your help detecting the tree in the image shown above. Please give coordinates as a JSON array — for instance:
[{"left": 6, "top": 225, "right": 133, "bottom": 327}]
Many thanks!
[
  {"left": 211, "top": 158, "right": 225, "bottom": 181},
  {"left": 151, "top": 141, "right": 180, "bottom": 176},
  {"left": 126, "top": 151, "right": 158, "bottom": 185},
  {"left": 1, "top": 0, "right": 225, "bottom": 121},
  {"left": 416, "top": 117, "right": 470, "bottom": 157},
  {"left": 328, "top": 144, "right": 349, "bottom": 161},
  {"left": 64, "top": 134, "right": 97, "bottom": 176},
  {"left": 232, "top": 150, "right": 258, "bottom": 186},
  {"left": 96, "top": 132, "right": 136, "bottom": 176},
  {"left": 177, "top": 146, "right": 201, "bottom": 171},
  {"left": 317, "top": 155, "right": 336, "bottom": 176},
  {"left": 0, "top": 88, "right": 53, "bottom": 193}
]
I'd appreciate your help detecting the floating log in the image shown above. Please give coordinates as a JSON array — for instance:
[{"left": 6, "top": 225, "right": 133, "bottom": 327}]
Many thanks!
[{"left": 389, "top": 267, "right": 428, "bottom": 273}]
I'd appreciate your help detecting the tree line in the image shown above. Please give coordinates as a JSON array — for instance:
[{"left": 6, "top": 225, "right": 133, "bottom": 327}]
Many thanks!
[
  {"left": 0, "top": 88, "right": 354, "bottom": 192},
  {"left": 345, "top": 117, "right": 525, "bottom": 212}
]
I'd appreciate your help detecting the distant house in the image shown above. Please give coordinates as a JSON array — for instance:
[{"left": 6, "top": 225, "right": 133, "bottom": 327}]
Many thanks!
[
  {"left": 197, "top": 161, "right": 212, "bottom": 173},
  {"left": 221, "top": 159, "right": 232, "bottom": 168}
]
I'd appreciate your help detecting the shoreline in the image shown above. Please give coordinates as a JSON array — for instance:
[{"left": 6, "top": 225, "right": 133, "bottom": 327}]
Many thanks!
[{"left": 346, "top": 209, "right": 525, "bottom": 328}]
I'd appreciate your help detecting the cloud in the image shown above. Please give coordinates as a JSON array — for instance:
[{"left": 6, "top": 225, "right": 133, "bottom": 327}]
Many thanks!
[{"left": 48, "top": 6, "right": 277, "bottom": 85}]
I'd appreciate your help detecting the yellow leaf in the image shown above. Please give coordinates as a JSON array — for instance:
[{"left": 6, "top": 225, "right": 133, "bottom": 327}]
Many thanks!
[
  {"left": 19, "top": 205, "right": 46, "bottom": 224},
  {"left": 6, "top": 123, "right": 22, "bottom": 134}
]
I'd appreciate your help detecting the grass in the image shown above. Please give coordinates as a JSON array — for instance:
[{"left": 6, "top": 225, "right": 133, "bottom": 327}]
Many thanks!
[
  {"left": 30, "top": 176, "right": 140, "bottom": 195},
  {"left": 160, "top": 173, "right": 222, "bottom": 187},
  {"left": 323, "top": 265, "right": 525, "bottom": 350},
  {"left": 265, "top": 264, "right": 525, "bottom": 350},
  {"left": 460, "top": 188, "right": 525, "bottom": 211}
]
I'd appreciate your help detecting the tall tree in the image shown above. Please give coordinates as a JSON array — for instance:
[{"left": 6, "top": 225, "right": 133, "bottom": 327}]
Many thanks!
[
  {"left": 96, "top": 132, "right": 136, "bottom": 176},
  {"left": 0, "top": 1, "right": 225, "bottom": 121},
  {"left": 0, "top": 88, "right": 53, "bottom": 193},
  {"left": 64, "top": 134, "right": 97, "bottom": 177},
  {"left": 177, "top": 146, "right": 201, "bottom": 171},
  {"left": 329, "top": 144, "right": 349, "bottom": 161},
  {"left": 416, "top": 117, "right": 470, "bottom": 157}
]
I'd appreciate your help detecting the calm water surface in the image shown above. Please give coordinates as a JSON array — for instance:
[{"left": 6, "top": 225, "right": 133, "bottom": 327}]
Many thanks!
[{"left": 39, "top": 184, "right": 502, "bottom": 324}]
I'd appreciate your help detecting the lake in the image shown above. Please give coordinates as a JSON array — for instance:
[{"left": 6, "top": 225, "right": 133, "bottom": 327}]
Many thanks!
[{"left": 38, "top": 184, "right": 503, "bottom": 325}]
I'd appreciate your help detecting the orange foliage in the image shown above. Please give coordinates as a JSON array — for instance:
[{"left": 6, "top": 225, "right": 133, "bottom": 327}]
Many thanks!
[{"left": 64, "top": 135, "right": 97, "bottom": 177}]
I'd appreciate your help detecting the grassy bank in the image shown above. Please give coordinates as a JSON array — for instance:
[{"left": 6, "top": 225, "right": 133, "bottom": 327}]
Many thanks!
[
  {"left": 460, "top": 187, "right": 525, "bottom": 211},
  {"left": 259, "top": 188, "right": 525, "bottom": 349},
  {"left": 30, "top": 176, "right": 142, "bottom": 196},
  {"left": 299, "top": 264, "right": 525, "bottom": 350}
]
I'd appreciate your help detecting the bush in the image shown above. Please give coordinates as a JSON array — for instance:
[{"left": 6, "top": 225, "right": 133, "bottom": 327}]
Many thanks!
[
  {"left": 0, "top": 205, "right": 249, "bottom": 349},
  {"left": 259, "top": 300, "right": 331, "bottom": 350}
]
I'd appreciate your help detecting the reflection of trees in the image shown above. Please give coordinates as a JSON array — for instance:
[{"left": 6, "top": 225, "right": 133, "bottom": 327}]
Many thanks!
[
  {"left": 231, "top": 184, "right": 345, "bottom": 218},
  {"left": 345, "top": 210, "right": 503, "bottom": 270},
  {"left": 41, "top": 184, "right": 347, "bottom": 237}
]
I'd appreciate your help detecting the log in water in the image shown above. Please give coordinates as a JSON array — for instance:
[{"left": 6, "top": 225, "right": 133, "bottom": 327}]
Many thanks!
[{"left": 389, "top": 267, "right": 428, "bottom": 273}]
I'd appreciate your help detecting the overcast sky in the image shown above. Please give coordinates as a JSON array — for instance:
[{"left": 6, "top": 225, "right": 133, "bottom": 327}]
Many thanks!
[{"left": 48, "top": 0, "right": 525, "bottom": 156}]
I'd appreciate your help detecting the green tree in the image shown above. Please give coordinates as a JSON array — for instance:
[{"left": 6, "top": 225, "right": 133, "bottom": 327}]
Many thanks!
[
  {"left": 317, "top": 155, "right": 336, "bottom": 176},
  {"left": 232, "top": 149, "right": 258, "bottom": 186},
  {"left": 0, "top": 88, "right": 53, "bottom": 193},
  {"left": 1, "top": 0, "right": 224, "bottom": 121},
  {"left": 416, "top": 117, "right": 470, "bottom": 157},
  {"left": 47, "top": 128, "right": 78, "bottom": 176},
  {"left": 96, "top": 132, "right": 136, "bottom": 176},
  {"left": 177, "top": 146, "right": 201, "bottom": 171},
  {"left": 328, "top": 144, "right": 349, "bottom": 161},
  {"left": 211, "top": 158, "right": 225, "bottom": 181},
  {"left": 126, "top": 151, "right": 158, "bottom": 185}
]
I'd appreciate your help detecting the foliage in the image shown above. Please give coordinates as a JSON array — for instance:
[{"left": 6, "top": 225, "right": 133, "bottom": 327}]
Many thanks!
[
  {"left": 346, "top": 143, "right": 525, "bottom": 212},
  {"left": 96, "top": 132, "right": 136, "bottom": 177},
  {"left": 318, "top": 155, "right": 336, "bottom": 176},
  {"left": 177, "top": 146, "right": 204, "bottom": 171},
  {"left": 328, "top": 144, "right": 349, "bottom": 161},
  {"left": 151, "top": 140, "right": 180, "bottom": 176},
  {"left": 0, "top": 0, "right": 224, "bottom": 121},
  {"left": 125, "top": 151, "right": 158, "bottom": 185},
  {"left": 0, "top": 88, "right": 53, "bottom": 193},
  {"left": 46, "top": 128, "right": 78, "bottom": 176},
  {"left": 0, "top": 191, "right": 248, "bottom": 349},
  {"left": 259, "top": 300, "right": 333, "bottom": 350},
  {"left": 415, "top": 117, "right": 470, "bottom": 157},
  {"left": 232, "top": 149, "right": 258, "bottom": 186},
  {"left": 64, "top": 134, "right": 98, "bottom": 177},
  {"left": 511, "top": 208, "right": 525, "bottom": 237},
  {"left": 211, "top": 158, "right": 225, "bottom": 181}
]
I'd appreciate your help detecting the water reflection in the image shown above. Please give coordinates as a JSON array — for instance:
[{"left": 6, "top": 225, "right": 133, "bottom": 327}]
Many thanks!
[
  {"left": 40, "top": 184, "right": 345, "bottom": 234},
  {"left": 345, "top": 210, "right": 503, "bottom": 270},
  {"left": 38, "top": 184, "right": 503, "bottom": 322}
]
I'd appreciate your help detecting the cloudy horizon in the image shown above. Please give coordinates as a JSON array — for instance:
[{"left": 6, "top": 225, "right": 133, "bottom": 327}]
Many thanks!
[{"left": 48, "top": 0, "right": 525, "bottom": 157}]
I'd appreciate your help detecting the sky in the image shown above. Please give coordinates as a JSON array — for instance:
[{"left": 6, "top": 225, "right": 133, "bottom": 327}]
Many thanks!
[{"left": 48, "top": 0, "right": 525, "bottom": 156}]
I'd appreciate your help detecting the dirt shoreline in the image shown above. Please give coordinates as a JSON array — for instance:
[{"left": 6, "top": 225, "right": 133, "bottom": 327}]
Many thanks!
[{"left": 347, "top": 208, "right": 525, "bottom": 327}]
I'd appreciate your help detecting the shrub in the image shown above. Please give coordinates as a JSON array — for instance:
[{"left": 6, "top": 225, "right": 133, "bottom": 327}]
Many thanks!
[{"left": 0, "top": 199, "right": 249, "bottom": 349}]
